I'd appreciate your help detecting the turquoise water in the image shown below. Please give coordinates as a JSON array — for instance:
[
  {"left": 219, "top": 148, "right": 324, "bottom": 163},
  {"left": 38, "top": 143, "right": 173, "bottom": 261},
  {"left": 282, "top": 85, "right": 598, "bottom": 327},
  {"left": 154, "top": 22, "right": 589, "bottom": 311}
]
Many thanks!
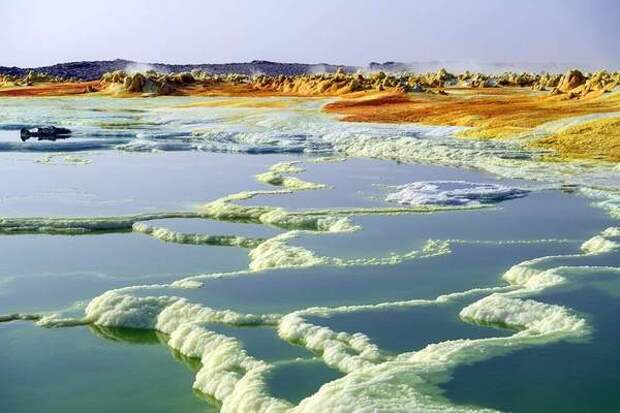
[
  {"left": 0, "top": 232, "right": 250, "bottom": 314},
  {"left": 266, "top": 359, "right": 343, "bottom": 404},
  {"left": 135, "top": 242, "right": 579, "bottom": 313},
  {"left": 0, "top": 150, "right": 283, "bottom": 217},
  {"left": 305, "top": 300, "right": 513, "bottom": 354},
  {"left": 445, "top": 276, "right": 620, "bottom": 413},
  {"left": 0, "top": 96, "right": 619, "bottom": 412}
]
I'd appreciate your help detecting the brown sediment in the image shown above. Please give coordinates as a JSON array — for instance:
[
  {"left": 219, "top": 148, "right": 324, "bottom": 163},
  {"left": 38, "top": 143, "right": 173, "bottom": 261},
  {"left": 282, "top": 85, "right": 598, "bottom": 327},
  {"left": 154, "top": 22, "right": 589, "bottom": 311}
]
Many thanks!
[
  {"left": 0, "top": 81, "right": 102, "bottom": 97},
  {"left": 529, "top": 117, "right": 620, "bottom": 162}
]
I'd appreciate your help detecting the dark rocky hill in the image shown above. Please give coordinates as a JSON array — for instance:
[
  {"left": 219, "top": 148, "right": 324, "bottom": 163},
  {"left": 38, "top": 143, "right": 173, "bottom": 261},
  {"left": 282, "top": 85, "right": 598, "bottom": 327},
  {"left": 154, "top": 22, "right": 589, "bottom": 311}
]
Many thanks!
[{"left": 0, "top": 59, "right": 356, "bottom": 81}]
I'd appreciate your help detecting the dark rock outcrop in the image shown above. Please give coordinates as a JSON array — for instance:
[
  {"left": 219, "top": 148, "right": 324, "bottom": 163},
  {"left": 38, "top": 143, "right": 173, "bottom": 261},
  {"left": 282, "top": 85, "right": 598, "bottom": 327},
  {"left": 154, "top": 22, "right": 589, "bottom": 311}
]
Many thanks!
[{"left": 0, "top": 59, "right": 355, "bottom": 82}]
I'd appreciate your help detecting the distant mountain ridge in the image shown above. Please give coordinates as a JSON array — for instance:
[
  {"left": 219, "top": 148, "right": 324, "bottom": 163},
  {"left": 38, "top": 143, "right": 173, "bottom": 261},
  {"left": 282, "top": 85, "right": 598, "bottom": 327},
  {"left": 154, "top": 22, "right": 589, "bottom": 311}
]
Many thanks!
[{"left": 0, "top": 59, "right": 356, "bottom": 81}]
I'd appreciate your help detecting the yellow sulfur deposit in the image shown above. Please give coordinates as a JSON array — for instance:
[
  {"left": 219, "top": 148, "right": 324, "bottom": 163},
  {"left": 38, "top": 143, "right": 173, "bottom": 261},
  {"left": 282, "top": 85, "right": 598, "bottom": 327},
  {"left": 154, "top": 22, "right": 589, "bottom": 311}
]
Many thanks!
[{"left": 530, "top": 117, "right": 620, "bottom": 161}]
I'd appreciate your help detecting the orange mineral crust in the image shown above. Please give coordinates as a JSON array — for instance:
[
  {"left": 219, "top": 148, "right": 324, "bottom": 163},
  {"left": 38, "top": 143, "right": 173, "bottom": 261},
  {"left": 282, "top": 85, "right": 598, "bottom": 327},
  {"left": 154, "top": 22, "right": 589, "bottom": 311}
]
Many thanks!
[
  {"left": 0, "top": 81, "right": 102, "bottom": 97},
  {"left": 323, "top": 89, "right": 620, "bottom": 140}
]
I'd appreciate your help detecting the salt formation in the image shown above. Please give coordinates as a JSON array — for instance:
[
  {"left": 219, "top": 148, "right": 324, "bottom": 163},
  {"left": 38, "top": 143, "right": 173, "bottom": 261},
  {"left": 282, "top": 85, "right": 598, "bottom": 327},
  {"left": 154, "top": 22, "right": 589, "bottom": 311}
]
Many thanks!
[
  {"left": 1, "top": 153, "right": 618, "bottom": 412},
  {"left": 58, "top": 198, "right": 617, "bottom": 413},
  {"left": 0, "top": 212, "right": 199, "bottom": 234},
  {"left": 132, "top": 222, "right": 266, "bottom": 248},
  {"left": 1, "top": 94, "right": 619, "bottom": 193},
  {"left": 385, "top": 180, "right": 528, "bottom": 207},
  {"left": 278, "top": 313, "right": 387, "bottom": 372},
  {"left": 581, "top": 227, "right": 620, "bottom": 254},
  {"left": 59, "top": 169, "right": 612, "bottom": 410},
  {"left": 71, "top": 248, "right": 593, "bottom": 413},
  {"left": 502, "top": 227, "right": 620, "bottom": 292},
  {"left": 255, "top": 161, "right": 330, "bottom": 190},
  {"left": 247, "top": 232, "right": 450, "bottom": 272}
]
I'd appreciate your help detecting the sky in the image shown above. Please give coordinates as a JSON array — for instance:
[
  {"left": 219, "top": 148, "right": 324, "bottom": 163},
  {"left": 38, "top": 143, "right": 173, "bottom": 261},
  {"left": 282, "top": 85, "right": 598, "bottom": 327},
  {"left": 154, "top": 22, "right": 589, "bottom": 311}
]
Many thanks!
[{"left": 1, "top": 0, "right": 619, "bottom": 68}]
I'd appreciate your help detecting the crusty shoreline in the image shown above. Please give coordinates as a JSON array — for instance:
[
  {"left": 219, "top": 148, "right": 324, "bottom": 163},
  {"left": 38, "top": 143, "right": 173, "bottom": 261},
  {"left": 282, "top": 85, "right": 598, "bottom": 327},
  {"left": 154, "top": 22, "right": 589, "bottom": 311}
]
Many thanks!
[{"left": 2, "top": 68, "right": 619, "bottom": 162}]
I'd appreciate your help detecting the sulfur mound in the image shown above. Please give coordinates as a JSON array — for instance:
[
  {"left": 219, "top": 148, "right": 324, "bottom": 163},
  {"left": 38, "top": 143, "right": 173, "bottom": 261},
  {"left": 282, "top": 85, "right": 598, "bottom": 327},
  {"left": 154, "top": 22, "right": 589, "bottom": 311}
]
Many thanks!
[
  {"left": 550, "top": 69, "right": 620, "bottom": 99},
  {"left": 101, "top": 70, "right": 199, "bottom": 95}
]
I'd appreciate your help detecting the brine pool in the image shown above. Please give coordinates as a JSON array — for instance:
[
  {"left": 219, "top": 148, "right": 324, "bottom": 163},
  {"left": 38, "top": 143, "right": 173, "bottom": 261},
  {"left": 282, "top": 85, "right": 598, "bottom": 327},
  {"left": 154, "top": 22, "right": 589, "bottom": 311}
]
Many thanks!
[{"left": 0, "top": 96, "right": 619, "bottom": 413}]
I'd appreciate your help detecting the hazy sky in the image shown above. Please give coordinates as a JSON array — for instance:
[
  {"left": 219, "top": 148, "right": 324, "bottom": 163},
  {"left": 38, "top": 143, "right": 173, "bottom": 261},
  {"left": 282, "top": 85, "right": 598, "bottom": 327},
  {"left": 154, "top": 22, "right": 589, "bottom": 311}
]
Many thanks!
[{"left": 1, "top": 0, "right": 618, "bottom": 68}]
